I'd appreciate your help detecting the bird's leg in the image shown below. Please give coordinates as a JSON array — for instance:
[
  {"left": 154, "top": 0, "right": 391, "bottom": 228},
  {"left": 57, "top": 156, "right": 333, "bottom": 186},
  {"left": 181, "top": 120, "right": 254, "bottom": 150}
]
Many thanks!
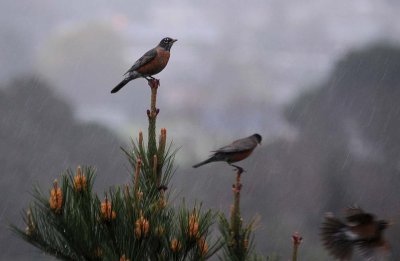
[
  {"left": 144, "top": 75, "right": 157, "bottom": 81},
  {"left": 145, "top": 75, "right": 157, "bottom": 81},
  {"left": 148, "top": 75, "right": 160, "bottom": 85},
  {"left": 147, "top": 79, "right": 160, "bottom": 89},
  {"left": 145, "top": 76, "right": 160, "bottom": 89},
  {"left": 230, "top": 164, "right": 245, "bottom": 174}
]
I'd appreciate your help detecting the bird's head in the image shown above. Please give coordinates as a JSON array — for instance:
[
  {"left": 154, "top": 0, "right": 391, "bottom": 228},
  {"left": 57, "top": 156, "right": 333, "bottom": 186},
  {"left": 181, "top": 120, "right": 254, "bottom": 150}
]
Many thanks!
[
  {"left": 252, "top": 133, "right": 262, "bottom": 144},
  {"left": 159, "top": 37, "right": 177, "bottom": 51}
]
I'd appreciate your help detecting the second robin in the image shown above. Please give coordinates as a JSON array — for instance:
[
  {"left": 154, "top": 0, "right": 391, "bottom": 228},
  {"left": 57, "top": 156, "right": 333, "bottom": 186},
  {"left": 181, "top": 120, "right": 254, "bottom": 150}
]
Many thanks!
[
  {"left": 192, "top": 134, "right": 262, "bottom": 171},
  {"left": 111, "top": 37, "right": 177, "bottom": 93},
  {"left": 321, "top": 207, "right": 391, "bottom": 260}
]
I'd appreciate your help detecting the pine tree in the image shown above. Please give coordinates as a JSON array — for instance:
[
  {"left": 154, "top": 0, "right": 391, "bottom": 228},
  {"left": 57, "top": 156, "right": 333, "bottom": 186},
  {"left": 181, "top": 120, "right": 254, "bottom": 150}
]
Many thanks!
[{"left": 12, "top": 80, "right": 221, "bottom": 260}]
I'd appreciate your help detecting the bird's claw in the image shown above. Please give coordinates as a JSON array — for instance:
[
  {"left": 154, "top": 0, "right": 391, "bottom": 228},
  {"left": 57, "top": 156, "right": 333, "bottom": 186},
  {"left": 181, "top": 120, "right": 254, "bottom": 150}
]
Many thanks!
[
  {"left": 146, "top": 78, "right": 160, "bottom": 88},
  {"left": 230, "top": 164, "right": 245, "bottom": 174}
]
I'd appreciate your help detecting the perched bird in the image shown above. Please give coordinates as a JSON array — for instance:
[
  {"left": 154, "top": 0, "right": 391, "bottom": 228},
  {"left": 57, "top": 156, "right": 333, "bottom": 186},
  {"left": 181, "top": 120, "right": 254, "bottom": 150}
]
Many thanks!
[
  {"left": 111, "top": 37, "right": 177, "bottom": 93},
  {"left": 321, "top": 207, "right": 391, "bottom": 260},
  {"left": 192, "top": 134, "right": 262, "bottom": 171}
]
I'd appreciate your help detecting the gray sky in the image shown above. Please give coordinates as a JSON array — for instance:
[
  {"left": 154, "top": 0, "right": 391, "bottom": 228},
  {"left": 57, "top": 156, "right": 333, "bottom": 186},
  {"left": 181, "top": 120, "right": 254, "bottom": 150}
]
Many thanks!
[{"left": 1, "top": 0, "right": 400, "bottom": 163}]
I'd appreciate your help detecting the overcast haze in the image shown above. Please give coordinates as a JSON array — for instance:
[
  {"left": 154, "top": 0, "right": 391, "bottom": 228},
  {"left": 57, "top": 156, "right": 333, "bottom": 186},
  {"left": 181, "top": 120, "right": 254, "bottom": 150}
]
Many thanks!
[
  {"left": 2, "top": 0, "right": 400, "bottom": 161},
  {"left": 1, "top": 0, "right": 400, "bottom": 260}
]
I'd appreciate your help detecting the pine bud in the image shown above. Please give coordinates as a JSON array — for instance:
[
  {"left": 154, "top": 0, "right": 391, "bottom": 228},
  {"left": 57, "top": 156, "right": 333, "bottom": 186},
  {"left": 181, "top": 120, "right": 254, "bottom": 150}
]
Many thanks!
[
  {"left": 120, "top": 254, "right": 130, "bottom": 261},
  {"left": 135, "top": 213, "right": 149, "bottom": 239},
  {"left": 73, "top": 165, "right": 87, "bottom": 192},
  {"left": 188, "top": 213, "right": 199, "bottom": 238},
  {"left": 100, "top": 195, "right": 116, "bottom": 221},
  {"left": 158, "top": 128, "right": 167, "bottom": 159},
  {"left": 171, "top": 239, "right": 181, "bottom": 252},
  {"left": 49, "top": 179, "right": 62, "bottom": 214},
  {"left": 136, "top": 190, "right": 143, "bottom": 201},
  {"left": 292, "top": 232, "right": 302, "bottom": 247},
  {"left": 292, "top": 232, "right": 302, "bottom": 261},
  {"left": 243, "top": 239, "right": 249, "bottom": 250},
  {"left": 197, "top": 237, "right": 209, "bottom": 257}
]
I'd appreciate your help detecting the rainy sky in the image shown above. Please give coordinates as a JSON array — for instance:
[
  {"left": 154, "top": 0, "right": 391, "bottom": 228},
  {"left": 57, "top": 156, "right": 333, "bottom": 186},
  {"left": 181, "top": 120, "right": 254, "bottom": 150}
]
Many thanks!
[{"left": 2, "top": 0, "right": 400, "bottom": 164}]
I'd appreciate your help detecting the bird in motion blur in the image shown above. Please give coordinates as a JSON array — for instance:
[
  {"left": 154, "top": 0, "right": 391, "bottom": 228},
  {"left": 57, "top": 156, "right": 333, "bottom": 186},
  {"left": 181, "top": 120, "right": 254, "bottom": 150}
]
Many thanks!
[
  {"left": 192, "top": 134, "right": 262, "bottom": 172},
  {"left": 111, "top": 37, "right": 177, "bottom": 93},
  {"left": 321, "top": 207, "right": 391, "bottom": 260}
]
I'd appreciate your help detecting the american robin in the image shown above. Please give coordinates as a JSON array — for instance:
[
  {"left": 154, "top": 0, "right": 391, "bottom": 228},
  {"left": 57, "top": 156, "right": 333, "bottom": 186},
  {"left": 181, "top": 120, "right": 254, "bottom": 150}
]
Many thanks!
[
  {"left": 111, "top": 37, "right": 177, "bottom": 93},
  {"left": 192, "top": 134, "right": 262, "bottom": 171},
  {"left": 321, "top": 207, "right": 391, "bottom": 260}
]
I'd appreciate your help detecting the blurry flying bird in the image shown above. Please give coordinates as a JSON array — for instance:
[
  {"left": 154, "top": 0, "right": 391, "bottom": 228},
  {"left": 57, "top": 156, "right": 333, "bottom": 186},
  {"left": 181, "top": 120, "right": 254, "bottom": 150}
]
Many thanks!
[
  {"left": 111, "top": 37, "right": 177, "bottom": 93},
  {"left": 321, "top": 207, "right": 391, "bottom": 260},
  {"left": 192, "top": 134, "right": 262, "bottom": 171}
]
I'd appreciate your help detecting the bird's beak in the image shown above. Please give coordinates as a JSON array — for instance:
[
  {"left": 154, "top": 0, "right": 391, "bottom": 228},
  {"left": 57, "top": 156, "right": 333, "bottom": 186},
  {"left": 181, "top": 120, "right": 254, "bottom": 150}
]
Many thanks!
[{"left": 172, "top": 39, "right": 178, "bottom": 43}]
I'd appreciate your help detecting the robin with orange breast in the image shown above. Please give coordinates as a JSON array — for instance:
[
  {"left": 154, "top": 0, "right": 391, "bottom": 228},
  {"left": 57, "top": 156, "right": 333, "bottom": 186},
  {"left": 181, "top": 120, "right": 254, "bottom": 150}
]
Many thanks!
[
  {"left": 192, "top": 134, "right": 262, "bottom": 172},
  {"left": 321, "top": 207, "right": 391, "bottom": 260},
  {"left": 111, "top": 37, "right": 177, "bottom": 93}
]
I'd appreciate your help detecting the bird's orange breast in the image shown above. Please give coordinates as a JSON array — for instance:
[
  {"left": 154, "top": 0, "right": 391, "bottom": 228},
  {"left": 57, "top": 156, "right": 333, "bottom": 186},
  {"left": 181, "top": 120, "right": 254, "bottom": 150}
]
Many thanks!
[
  {"left": 228, "top": 149, "right": 254, "bottom": 163},
  {"left": 137, "top": 48, "right": 170, "bottom": 76}
]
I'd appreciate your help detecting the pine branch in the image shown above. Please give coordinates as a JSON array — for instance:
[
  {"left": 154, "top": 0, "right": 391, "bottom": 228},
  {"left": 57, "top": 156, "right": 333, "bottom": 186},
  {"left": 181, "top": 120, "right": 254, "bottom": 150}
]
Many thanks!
[
  {"left": 147, "top": 79, "right": 159, "bottom": 169},
  {"left": 218, "top": 168, "right": 265, "bottom": 261},
  {"left": 291, "top": 232, "right": 302, "bottom": 261}
]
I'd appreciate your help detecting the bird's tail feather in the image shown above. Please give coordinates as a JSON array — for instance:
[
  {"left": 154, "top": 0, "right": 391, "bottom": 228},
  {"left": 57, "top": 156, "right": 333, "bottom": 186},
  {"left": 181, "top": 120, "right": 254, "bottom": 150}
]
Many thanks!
[
  {"left": 111, "top": 78, "right": 130, "bottom": 93},
  {"left": 192, "top": 157, "right": 216, "bottom": 168},
  {"left": 111, "top": 74, "right": 139, "bottom": 93},
  {"left": 321, "top": 214, "right": 353, "bottom": 260}
]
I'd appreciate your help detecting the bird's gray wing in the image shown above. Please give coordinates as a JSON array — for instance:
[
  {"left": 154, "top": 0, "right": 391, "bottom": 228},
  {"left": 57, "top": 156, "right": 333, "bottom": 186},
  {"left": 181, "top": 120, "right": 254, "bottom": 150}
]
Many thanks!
[
  {"left": 213, "top": 137, "right": 256, "bottom": 153},
  {"left": 124, "top": 48, "right": 157, "bottom": 75}
]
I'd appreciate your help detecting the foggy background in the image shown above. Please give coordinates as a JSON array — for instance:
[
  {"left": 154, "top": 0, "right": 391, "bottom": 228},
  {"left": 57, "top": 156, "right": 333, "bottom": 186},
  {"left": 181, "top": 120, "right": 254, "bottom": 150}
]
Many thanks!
[{"left": 1, "top": 0, "right": 400, "bottom": 260}]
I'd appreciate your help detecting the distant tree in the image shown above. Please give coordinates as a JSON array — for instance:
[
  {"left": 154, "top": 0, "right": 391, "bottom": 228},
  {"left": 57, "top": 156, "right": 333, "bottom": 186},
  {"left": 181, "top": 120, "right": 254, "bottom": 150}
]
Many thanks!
[{"left": 0, "top": 76, "right": 128, "bottom": 259}]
